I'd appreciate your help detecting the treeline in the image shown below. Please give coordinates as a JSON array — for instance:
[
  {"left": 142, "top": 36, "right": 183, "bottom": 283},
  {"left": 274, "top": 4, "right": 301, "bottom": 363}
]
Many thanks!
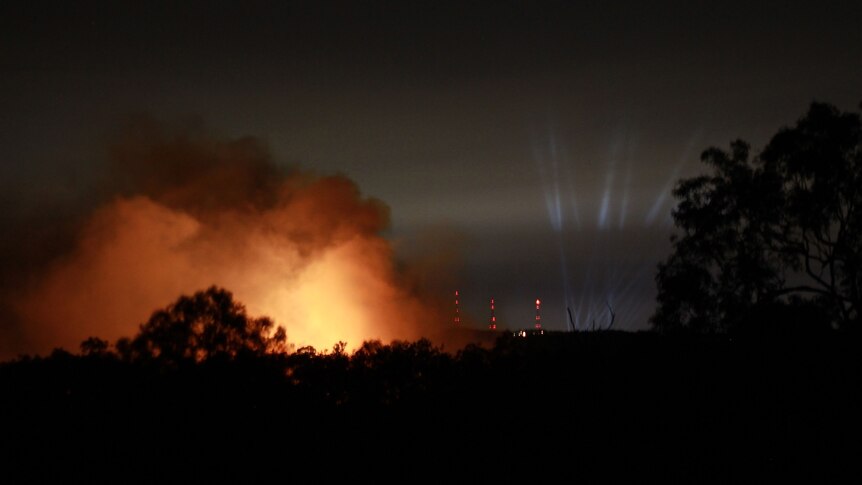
[{"left": 2, "top": 327, "right": 858, "bottom": 482}]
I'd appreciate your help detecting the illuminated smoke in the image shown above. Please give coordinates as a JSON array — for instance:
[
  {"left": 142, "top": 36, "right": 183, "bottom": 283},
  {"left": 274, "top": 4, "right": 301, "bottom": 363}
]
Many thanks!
[{"left": 6, "top": 116, "right": 445, "bottom": 355}]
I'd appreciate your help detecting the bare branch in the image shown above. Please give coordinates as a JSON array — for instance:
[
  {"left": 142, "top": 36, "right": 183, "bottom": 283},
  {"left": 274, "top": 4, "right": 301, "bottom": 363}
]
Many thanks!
[{"left": 605, "top": 300, "right": 616, "bottom": 331}]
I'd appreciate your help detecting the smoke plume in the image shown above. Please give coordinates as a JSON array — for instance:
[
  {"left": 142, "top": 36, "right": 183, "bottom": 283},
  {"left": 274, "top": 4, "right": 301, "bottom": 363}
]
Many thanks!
[{"left": 3, "top": 116, "right": 447, "bottom": 357}]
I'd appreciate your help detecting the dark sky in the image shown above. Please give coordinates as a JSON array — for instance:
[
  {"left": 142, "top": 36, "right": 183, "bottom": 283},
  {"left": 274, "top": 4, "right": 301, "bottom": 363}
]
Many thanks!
[{"left": 2, "top": 0, "right": 861, "bottom": 333}]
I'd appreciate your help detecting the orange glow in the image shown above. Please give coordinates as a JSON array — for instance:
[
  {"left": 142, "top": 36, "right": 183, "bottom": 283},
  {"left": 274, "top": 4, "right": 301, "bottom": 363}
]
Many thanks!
[{"left": 10, "top": 124, "right": 447, "bottom": 354}]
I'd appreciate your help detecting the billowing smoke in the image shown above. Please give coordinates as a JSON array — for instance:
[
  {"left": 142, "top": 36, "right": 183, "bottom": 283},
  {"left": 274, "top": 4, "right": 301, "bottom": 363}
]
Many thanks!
[{"left": 4, "top": 116, "right": 448, "bottom": 357}]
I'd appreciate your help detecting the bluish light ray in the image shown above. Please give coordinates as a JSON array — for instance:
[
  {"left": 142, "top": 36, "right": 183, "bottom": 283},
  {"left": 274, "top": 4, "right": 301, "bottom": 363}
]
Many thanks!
[
  {"left": 598, "top": 135, "right": 623, "bottom": 229},
  {"left": 588, "top": 273, "right": 632, "bottom": 323},
  {"left": 531, "top": 128, "right": 564, "bottom": 233},
  {"left": 578, "top": 231, "right": 604, "bottom": 329},
  {"left": 547, "top": 132, "right": 565, "bottom": 233},
  {"left": 597, "top": 181, "right": 612, "bottom": 229},
  {"left": 531, "top": 145, "right": 558, "bottom": 230},
  {"left": 574, "top": 285, "right": 587, "bottom": 329},
  {"left": 618, "top": 162, "right": 633, "bottom": 229},
  {"left": 610, "top": 264, "right": 655, "bottom": 306},
  {"left": 527, "top": 120, "right": 675, "bottom": 331},
  {"left": 531, "top": 122, "right": 578, "bottom": 329},
  {"left": 618, "top": 130, "right": 639, "bottom": 230},
  {"left": 557, "top": 241, "right": 574, "bottom": 328},
  {"left": 548, "top": 137, "right": 577, "bottom": 328},
  {"left": 644, "top": 130, "right": 702, "bottom": 226},
  {"left": 559, "top": 142, "right": 582, "bottom": 229},
  {"left": 585, "top": 285, "right": 597, "bottom": 327},
  {"left": 566, "top": 248, "right": 655, "bottom": 331},
  {"left": 615, "top": 263, "right": 659, "bottom": 324}
]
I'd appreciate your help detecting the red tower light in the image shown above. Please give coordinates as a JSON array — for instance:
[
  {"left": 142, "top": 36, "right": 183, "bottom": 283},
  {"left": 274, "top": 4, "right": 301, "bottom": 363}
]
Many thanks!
[
  {"left": 535, "top": 298, "right": 542, "bottom": 329},
  {"left": 489, "top": 297, "right": 497, "bottom": 330},
  {"left": 454, "top": 290, "right": 460, "bottom": 325}
]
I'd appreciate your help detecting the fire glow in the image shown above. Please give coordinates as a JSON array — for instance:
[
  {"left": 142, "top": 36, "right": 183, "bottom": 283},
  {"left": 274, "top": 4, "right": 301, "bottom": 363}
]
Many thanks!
[{"left": 9, "top": 119, "right": 442, "bottom": 355}]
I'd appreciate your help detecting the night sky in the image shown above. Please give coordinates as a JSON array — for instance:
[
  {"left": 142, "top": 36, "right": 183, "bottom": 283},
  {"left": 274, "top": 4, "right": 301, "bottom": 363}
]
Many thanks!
[{"left": 2, "top": 1, "right": 860, "bottom": 350}]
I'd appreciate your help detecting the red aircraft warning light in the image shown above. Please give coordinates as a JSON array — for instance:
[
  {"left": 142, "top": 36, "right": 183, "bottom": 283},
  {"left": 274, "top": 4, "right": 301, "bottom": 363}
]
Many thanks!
[
  {"left": 489, "top": 297, "right": 497, "bottom": 330},
  {"left": 454, "top": 290, "right": 460, "bottom": 325},
  {"left": 535, "top": 298, "right": 542, "bottom": 329}
]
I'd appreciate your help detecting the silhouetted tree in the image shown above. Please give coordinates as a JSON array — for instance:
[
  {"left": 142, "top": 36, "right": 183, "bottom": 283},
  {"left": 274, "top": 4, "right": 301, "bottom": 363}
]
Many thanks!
[
  {"left": 80, "top": 337, "right": 110, "bottom": 356},
  {"left": 116, "top": 286, "right": 287, "bottom": 365},
  {"left": 654, "top": 102, "right": 861, "bottom": 332}
]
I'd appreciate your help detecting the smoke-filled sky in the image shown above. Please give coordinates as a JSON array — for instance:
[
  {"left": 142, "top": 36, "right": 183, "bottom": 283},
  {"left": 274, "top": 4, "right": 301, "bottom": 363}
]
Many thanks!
[{"left": 1, "top": 1, "right": 861, "bottom": 357}]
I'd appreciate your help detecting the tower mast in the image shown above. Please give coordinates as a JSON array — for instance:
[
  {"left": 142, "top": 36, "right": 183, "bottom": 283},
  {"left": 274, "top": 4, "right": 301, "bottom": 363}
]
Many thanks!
[{"left": 535, "top": 299, "right": 542, "bottom": 329}]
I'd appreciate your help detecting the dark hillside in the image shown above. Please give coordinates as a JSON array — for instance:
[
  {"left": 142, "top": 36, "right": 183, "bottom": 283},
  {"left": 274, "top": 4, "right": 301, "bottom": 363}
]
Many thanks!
[{"left": 1, "top": 331, "right": 858, "bottom": 482}]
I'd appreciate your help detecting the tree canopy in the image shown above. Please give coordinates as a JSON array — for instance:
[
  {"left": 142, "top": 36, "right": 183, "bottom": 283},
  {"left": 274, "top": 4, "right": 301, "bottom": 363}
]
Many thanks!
[
  {"left": 116, "top": 286, "right": 287, "bottom": 364},
  {"left": 653, "top": 102, "right": 862, "bottom": 332}
]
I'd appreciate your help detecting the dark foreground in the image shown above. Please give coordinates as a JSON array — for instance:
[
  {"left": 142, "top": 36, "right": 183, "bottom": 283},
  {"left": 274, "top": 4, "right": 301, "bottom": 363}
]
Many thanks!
[{"left": 1, "top": 331, "right": 859, "bottom": 483}]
